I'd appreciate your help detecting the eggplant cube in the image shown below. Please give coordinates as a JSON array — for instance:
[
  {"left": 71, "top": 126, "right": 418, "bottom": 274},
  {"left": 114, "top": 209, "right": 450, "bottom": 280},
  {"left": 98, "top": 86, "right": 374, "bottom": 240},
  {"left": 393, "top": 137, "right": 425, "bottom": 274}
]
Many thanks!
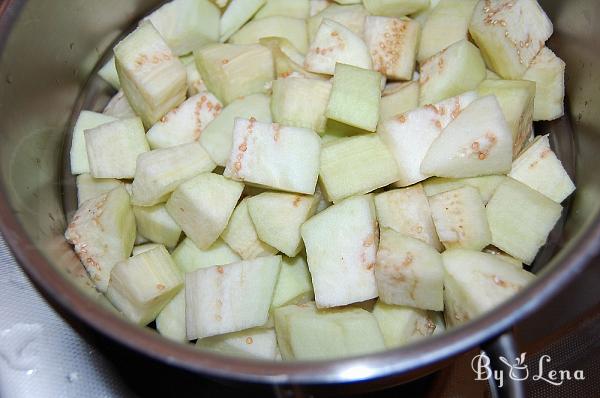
[
  {"left": 375, "top": 229, "right": 444, "bottom": 311},
  {"left": 131, "top": 142, "right": 216, "bottom": 206},
  {"left": 223, "top": 118, "right": 321, "bottom": 195},
  {"left": 85, "top": 117, "right": 149, "bottom": 179},
  {"left": 442, "top": 249, "right": 535, "bottom": 327},
  {"left": 156, "top": 289, "right": 186, "bottom": 342},
  {"left": 70, "top": 111, "right": 117, "bottom": 175},
  {"left": 271, "top": 77, "right": 332, "bottom": 134},
  {"left": 106, "top": 245, "right": 183, "bottom": 325},
  {"left": 195, "top": 43, "right": 274, "bottom": 105},
  {"left": 364, "top": 16, "right": 419, "bottom": 81},
  {"left": 301, "top": 195, "right": 379, "bottom": 308},
  {"left": 417, "top": 0, "right": 478, "bottom": 62},
  {"left": 65, "top": 186, "right": 136, "bottom": 292},
  {"left": 486, "top": 178, "right": 563, "bottom": 264},
  {"left": 522, "top": 47, "right": 566, "bottom": 121},
  {"left": 326, "top": 63, "right": 382, "bottom": 132},
  {"left": 247, "top": 192, "right": 317, "bottom": 257},
  {"left": 196, "top": 327, "right": 279, "bottom": 360},
  {"left": 221, "top": 198, "right": 278, "bottom": 260},
  {"left": 172, "top": 238, "right": 241, "bottom": 273},
  {"left": 422, "top": 175, "right": 507, "bottom": 204},
  {"left": 363, "top": 0, "right": 429, "bottom": 16},
  {"left": 114, "top": 22, "right": 187, "bottom": 127},
  {"left": 304, "top": 19, "right": 372, "bottom": 75},
  {"left": 274, "top": 302, "right": 385, "bottom": 360},
  {"left": 509, "top": 134, "right": 575, "bottom": 203},
  {"left": 133, "top": 204, "right": 182, "bottom": 249},
  {"left": 166, "top": 173, "right": 244, "bottom": 250},
  {"left": 477, "top": 79, "right": 536, "bottom": 155},
  {"left": 421, "top": 95, "right": 513, "bottom": 178},
  {"left": 379, "top": 81, "right": 419, "bottom": 123},
  {"left": 219, "top": 0, "right": 267, "bottom": 42},
  {"left": 419, "top": 39, "right": 486, "bottom": 106},
  {"left": 144, "top": 0, "right": 220, "bottom": 56},
  {"left": 146, "top": 92, "right": 223, "bottom": 149},
  {"left": 76, "top": 174, "right": 123, "bottom": 206},
  {"left": 469, "top": 0, "right": 553, "bottom": 80},
  {"left": 229, "top": 16, "right": 309, "bottom": 54},
  {"left": 319, "top": 134, "right": 400, "bottom": 203},
  {"left": 185, "top": 255, "right": 282, "bottom": 339},
  {"left": 374, "top": 184, "right": 442, "bottom": 250},
  {"left": 372, "top": 302, "right": 437, "bottom": 348},
  {"left": 199, "top": 94, "right": 272, "bottom": 167},
  {"left": 378, "top": 92, "right": 478, "bottom": 187},
  {"left": 429, "top": 186, "right": 492, "bottom": 251},
  {"left": 271, "top": 256, "right": 315, "bottom": 309}
]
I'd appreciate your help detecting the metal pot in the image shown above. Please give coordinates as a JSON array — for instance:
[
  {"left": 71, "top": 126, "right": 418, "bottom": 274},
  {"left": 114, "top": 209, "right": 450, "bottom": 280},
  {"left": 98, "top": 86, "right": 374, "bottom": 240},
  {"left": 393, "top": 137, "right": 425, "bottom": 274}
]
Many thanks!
[{"left": 0, "top": 0, "right": 599, "bottom": 396}]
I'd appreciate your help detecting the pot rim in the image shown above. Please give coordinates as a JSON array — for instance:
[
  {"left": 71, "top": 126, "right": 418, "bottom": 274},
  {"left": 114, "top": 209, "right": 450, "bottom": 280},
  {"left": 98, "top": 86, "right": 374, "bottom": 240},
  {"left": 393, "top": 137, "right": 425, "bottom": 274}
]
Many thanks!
[{"left": 1, "top": 0, "right": 599, "bottom": 386}]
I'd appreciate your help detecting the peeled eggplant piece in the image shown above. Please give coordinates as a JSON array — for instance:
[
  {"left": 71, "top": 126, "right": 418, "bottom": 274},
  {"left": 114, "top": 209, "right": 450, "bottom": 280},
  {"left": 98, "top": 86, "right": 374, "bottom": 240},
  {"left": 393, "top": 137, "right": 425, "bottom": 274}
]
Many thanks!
[
  {"left": 156, "top": 289, "right": 186, "bottom": 342},
  {"left": 422, "top": 175, "right": 507, "bottom": 204},
  {"left": 223, "top": 118, "right": 321, "bottom": 195},
  {"left": 144, "top": 0, "right": 220, "bottom": 56},
  {"left": 85, "top": 117, "right": 149, "bottom": 179},
  {"left": 419, "top": 39, "right": 486, "bottom": 106},
  {"left": 166, "top": 173, "right": 244, "bottom": 250},
  {"left": 229, "top": 16, "right": 308, "bottom": 54},
  {"left": 103, "top": 91, "right": 137, "bottom": 120},
  {"left": 76, "top": 174, "right": 123, "bottom": 206},
  {"left": 271, "top": 256, "right": 314, "bottom": 309},
  {"left": 326, "top": 63, "right": 382, "bottom": 133},
  {"left": 486, "top": 178, "right": 563, "bottom": 264},
  {"left": 271, "top": 77, "right": 332, "bottom": 134},
  {"left": 364, "top": 16, "right": 420, "bottom": 81},
  {"left": 319, "top": 134, "right": 400, "bottom": 203},
  {"left": 254, "top": 0, "right": 310, "bottom": 19},
  {"left": 301, "top": 195, "right": 379, "bottom": 308},
  {"left": 199, "top": 94, "right": 272, "bottom": 167},
  {"left": 469, "top": 0, "right": 553, "bottom": 79},
  {"left": 421, "top": 95, "right": 513, "bottom": 178},
  {"left": 185, "top": 255, "right": 282, "bottom": 339},
  {"left": 172, "top": 237, "right": 241, "bottom": 273},
  {"left": 195, "top": 43, "right": 274, "bottom": 105},
  {"left": 197, "top": 327, "right": 280, "bottom": 360},
  {"left": 70, "top": 111, "right": 117, "bottom": 175},
  {"left": 374, "top": 184, "right": 442, "bottom": 250},
  {"left": 372, "top": 301, "right": 437, "bottom": 348},
  {"left": 221, "top": 198, "right": 278, "bottom": 260},
  {"left": 65, "top": 186, "right": 136, "bottom": 292},
  {"left": 147, "top": 93, "right": 222, "bottom": 150},
  {"left": 378, "top": 92, "right": 478, "bottom": 187},
  {"left": 363, "top": 0, "right": 429, "bottom": 16},
  {"left": 133, "top": 204, "right": 182, "bottom": 249},
  {"left": 428, "top": 186, "right": 492, "bottom": 251},
  {"left": 247, "top": 192, "right": 317, "bottom": 257},
  {"left": 307, "top": 4, "right": 368, "bottom": 42},
  {"left": 259, "top": 37, "right": 327, "bottom": 80},
  {"left": 522, "top": 47, "right": 566, "bottom": 121},
  {"left": 106, "top": 245, "right": 183, "bottom": 325},
  {"left": 477, "top": 79, "right": 535, "bottom": 155},
  {"left": 219, "top": 0, "right": 267, "bottom": 42},
  {"left": 304, "top": 19, "right": 372, "bottom": 75},
  {"left": 310, "top": 0, "right": 333, "bottom": 16},
  {"left": 98, "top": 57, "right": 120, "bottom": 90},
  {"left": 509, "top": 134, "right": 575, "bottom": 203},
  {"left": 442, "top": 249, "right": 535, "bottom": 327},
  {"left": 114, "top": 21, "right": 187, "bottom": 127},
  {"left": 379, "top": 81, "right": 419, "bottom": 123},
  {"left": 417, "top": 0, "right": 478, "bottom": 62},
  {"left": 131, "top": 142, "right": 216, "bottom": 206},
  {"left": 375, "top": 229, "right": 444, "bottom": 311},
  {"left": 180, "top": 55, "right": 208, "bottom": 96},
  {"left": 274, "top": 302, "right": 385, "bottom": 360}
]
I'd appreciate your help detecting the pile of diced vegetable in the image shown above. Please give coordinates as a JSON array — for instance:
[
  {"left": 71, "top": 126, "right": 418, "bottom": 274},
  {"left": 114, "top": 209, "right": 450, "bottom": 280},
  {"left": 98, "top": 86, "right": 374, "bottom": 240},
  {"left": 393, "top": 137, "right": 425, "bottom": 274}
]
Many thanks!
[{"left": 66, "top": 0, "right": 575, "bottom": 361}]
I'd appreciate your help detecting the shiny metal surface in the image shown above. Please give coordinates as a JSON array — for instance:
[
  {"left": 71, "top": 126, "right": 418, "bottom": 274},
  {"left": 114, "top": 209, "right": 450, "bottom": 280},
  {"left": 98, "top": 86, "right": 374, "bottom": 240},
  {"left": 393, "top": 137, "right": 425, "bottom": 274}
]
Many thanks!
[{"left": 0, "top": 0, "right": 599, "bottom": 388}]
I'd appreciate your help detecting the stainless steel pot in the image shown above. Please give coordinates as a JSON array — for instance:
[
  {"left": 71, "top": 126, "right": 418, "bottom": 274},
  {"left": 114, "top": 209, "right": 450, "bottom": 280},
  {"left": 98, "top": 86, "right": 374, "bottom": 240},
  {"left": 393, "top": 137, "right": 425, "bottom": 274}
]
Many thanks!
[{"left": 0, "top": 0, "right": 599, "bottom": 395}]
